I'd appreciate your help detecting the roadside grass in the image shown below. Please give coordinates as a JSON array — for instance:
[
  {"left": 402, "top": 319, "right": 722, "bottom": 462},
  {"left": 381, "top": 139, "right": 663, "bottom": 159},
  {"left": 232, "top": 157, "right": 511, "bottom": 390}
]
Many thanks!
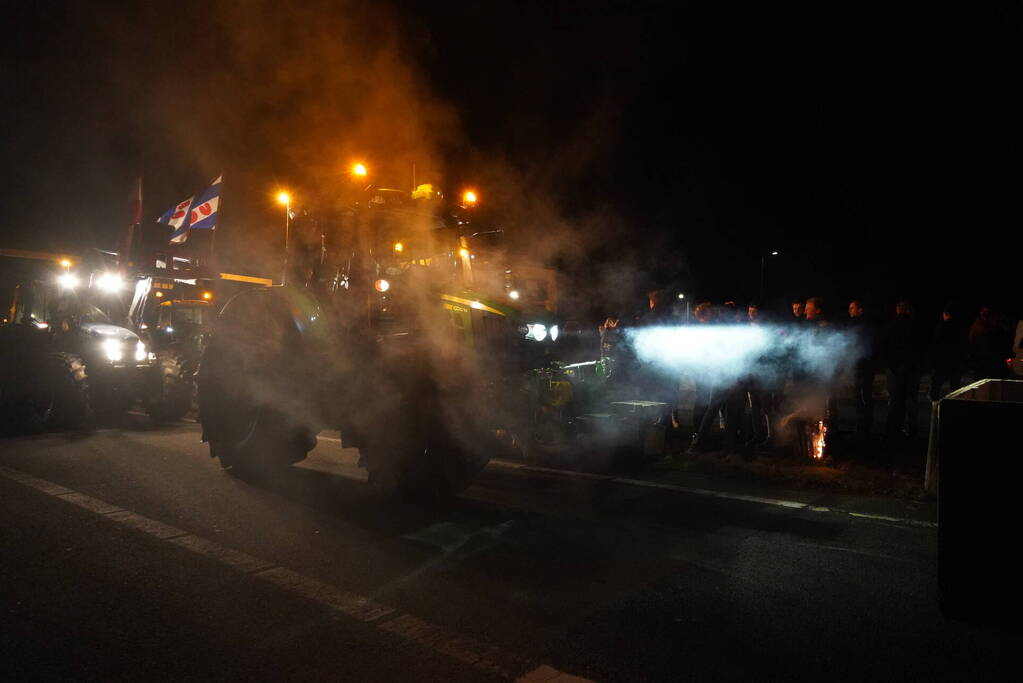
[{"left": 667, "top": 439, "right": 929, "bottom": 499}]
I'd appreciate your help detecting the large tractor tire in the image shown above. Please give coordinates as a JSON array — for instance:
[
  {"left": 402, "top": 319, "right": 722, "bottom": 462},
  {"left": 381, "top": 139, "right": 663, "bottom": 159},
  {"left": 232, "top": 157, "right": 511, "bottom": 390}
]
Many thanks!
[
  {"left": 44, "top": 352, "right": 91, "bottom": 429},
  {"left": 198, "top": 289, "right": 320, "bottom": 475},
  {"left": 357, "top": 375, "right": 491, "bottom": 500},
  {"left": 144, "top": 350, "right": 193, "bottom": 422}
]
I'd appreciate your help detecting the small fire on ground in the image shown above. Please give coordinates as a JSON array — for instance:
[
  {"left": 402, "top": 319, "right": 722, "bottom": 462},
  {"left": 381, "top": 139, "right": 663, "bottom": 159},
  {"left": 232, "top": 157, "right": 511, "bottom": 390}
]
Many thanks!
[{"left": 811, "top": 420, "right": 827, "bottom": 460}]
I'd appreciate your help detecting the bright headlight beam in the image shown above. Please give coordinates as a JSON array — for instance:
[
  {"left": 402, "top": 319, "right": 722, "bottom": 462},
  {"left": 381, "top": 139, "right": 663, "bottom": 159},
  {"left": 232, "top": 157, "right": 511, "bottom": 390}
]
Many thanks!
[
  {"left": 96, "top": 273, "right": 124, "bottom": 292},
  {"left": 102, "top": 338, "right": 123, "bottom": 362},
  {"left": 626, "top": 325, "right": 857, "bottom": 385},
  {"left": 57, "top": 273, "right": 79, "bottom": 290},
  {"left": 526, "top": 323, "right": 547, "bottom": 342}
]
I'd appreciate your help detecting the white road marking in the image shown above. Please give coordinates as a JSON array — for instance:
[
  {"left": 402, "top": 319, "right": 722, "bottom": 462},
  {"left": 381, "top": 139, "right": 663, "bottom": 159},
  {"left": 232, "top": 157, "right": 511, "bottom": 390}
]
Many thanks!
[
  {"left": 0, "top": 466, "right": 592, "bottom": 682},
  {"left": 488, "top": 458, "right": 936, "bottom": 528}
]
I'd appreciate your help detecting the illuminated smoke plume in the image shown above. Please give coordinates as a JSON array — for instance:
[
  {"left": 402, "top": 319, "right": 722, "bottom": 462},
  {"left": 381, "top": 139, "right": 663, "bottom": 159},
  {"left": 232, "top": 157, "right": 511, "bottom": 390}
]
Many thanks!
[{"left": 626, "top": 325, "right": 859, "bottom": 386}]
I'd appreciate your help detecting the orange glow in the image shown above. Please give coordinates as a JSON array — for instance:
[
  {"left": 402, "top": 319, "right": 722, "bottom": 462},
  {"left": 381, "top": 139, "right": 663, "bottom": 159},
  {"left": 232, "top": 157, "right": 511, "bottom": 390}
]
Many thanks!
[
  {"left": 59, "top": 258, "right": 72, "bottom": 269},
  {"left": 393, "top": 242, "right": 404, "bottom": 253},
  {"left": 462, "top": 190, "right": 478, "bottom": 205},
  {"left": 202, "top": 291, "right": 213, "bottom": 300},
  {"left": 459, "top": 248, "right": 470, "bottom": 258},
  {"left": 276, "top": 191, "right": 291, "bottom": 206},
  {"left": 811, "top": 420, "right": 827, "bottom": 460},
  {"left": 353, "top": 163, "right": 367, "bottom": 177}
]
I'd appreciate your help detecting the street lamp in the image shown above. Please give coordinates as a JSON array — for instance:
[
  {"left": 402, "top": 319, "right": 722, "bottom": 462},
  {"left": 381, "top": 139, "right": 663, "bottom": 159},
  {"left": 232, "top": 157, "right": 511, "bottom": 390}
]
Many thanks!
[
  {"left": 462, "top": 190, "right": 478, "bottom": 206},
  {"left": 352, "top": 163, "right": 367, "bottom": 177},
  {"left": 277, "top": 191, "right": 292, "bottom": 285},
  {"left": 760, "top": 250, "right": 780, "bottom": 302}
]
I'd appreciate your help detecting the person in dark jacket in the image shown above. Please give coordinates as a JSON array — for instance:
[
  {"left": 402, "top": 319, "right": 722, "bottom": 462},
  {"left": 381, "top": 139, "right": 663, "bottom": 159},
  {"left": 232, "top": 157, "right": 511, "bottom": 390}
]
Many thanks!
[
  {"left": 882, "top": 299, "right": 924, "bottom": 438},
  {"left": 846, "top": 299, "right": 876, "bottom": 437},
  {"left": 929, "top": 305, "right": 967, "bottom": 401},
  {"left": 968, "top": 306, "right": 1010, "bottom": 380}
]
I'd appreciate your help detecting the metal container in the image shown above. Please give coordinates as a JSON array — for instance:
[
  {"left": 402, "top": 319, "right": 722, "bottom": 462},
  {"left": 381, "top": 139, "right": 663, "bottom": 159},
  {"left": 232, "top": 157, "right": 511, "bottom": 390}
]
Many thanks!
[{"left": 937, "top": 379, "right": 1023, "bottom": 627}]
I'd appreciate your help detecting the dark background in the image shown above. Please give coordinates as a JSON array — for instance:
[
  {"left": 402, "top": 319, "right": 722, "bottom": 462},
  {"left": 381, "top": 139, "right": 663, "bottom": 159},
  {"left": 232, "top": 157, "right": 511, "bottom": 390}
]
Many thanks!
[{"left": 0, "top": 1, "right": 1017, "bottom": 323}]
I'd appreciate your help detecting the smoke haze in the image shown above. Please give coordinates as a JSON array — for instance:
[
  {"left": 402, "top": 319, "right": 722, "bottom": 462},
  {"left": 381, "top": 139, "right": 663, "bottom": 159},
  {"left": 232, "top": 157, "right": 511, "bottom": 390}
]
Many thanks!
[{"left": 627, "top": 325, "right": 859, "bottom": 387}]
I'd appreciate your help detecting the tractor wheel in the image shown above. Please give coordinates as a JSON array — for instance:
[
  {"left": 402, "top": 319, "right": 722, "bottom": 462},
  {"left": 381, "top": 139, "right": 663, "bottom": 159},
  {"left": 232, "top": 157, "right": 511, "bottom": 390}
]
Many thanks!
[
  {"left": 144, "top": 351, "right": 193, "bottom": 422},
  {"left": 207, "top": 403, "right": 316, "bottom": 476},
  {"left": 199, "top": 344, "right": 317, "bottom": 476},
  {"left": 45, "top": 352, "right": 91, "bottom": 429},
  {"left": 361, "top": 409, "right": 488, "bottom": 501}
]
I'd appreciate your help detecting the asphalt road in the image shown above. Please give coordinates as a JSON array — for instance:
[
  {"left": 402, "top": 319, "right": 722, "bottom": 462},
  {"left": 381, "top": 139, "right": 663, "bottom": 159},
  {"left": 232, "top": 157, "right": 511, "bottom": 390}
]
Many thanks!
[{"left": 0, "top": 417, "right": 1015, "bottom": 682}]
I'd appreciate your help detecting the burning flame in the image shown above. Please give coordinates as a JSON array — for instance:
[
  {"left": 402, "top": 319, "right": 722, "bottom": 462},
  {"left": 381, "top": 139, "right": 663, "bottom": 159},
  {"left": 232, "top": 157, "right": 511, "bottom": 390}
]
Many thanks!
[{"left": 811, "top": 420, "right": 827, "bottom": 460}]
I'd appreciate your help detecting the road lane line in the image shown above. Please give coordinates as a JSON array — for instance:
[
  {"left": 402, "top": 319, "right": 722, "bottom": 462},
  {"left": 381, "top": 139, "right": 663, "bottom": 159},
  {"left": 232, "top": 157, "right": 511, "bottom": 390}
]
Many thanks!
[
  {"left": 106, "top": 511, "right": 190, "bottom": 539},
  {"left": 489, "top": 458, "right": 935, "bottom": 528},
  {"left": 55, "top": 491, "right": 125, "bottom": 515},
  {"left": 169, "top": 535, "right": 276, "bottom": 574},
  {"left": 0, "top": 465, "right": 591, "bottom": 682}
]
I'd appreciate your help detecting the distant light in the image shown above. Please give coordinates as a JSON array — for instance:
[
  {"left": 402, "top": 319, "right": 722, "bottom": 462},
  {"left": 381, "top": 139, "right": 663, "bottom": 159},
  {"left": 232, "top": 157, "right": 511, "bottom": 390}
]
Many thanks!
[
  {"left": 509, "top": 290, "right": 520, "bottom": 300},
  {"left": 154, "top": 291, "right": 164, "bottom": 298},
  {"left": 374, "top": 279, "right": 390, "bottom": 293},
  {"left": 393, "top": 242, "right": 404, "bottom": 253},
  {"left": 459, "top": 248, "right": 470, "bottom": 258},
  {"left": 771, "top": 251, "right": 779, "bottom": 256},
  {"left": 353, "top": 163, "right": 367, "bottom": 177},
  {"left": 677, "top": 293, "right": 685, "bottom": 300},
  {"left": 57, "top": 273, "right": 79, "bottom": 290},
  {"left": 59, "top": 259, "right": 72, "bottom": 269},
  {"left": 276, "top": 191, "right": 291, "bottom": 206},
  {"left": 201, "top": 291, "right": 213, "bottom": 300},
  {"left": 462, "top": 190, "right": 477, "bottom": 205},
  {"left": 95, "top": 272, "right": 124, "bottom": 292},
  {"left": 550, "top": 325, "right": 560, "bottom": 341},
  {"left": 165, "top": 327, "right": 174, "bottom": 333}
]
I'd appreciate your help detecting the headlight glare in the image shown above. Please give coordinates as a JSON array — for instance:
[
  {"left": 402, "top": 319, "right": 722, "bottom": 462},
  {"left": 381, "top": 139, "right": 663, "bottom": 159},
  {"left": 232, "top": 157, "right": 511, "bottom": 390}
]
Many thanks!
[
  {"left": 102, "top": 338, "right": 123, "bottom": 362},
  {"left": 526, "top": 323, "right": 547, "bottom": 342},
  {"left": 550, "top": 325, "right": 559, "bottom": 341},
  {"left": 96, "top": 272, "right": 124, "bottom": 292},
  {"left": 135, "top": 341, "right": 147, "bottom": 362}
]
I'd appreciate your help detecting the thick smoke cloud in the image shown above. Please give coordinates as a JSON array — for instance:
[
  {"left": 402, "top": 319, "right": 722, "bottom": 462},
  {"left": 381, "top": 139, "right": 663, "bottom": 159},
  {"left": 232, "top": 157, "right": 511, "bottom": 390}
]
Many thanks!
[{"left": 626, "top": 325, "right": 859, "bottom": 387}]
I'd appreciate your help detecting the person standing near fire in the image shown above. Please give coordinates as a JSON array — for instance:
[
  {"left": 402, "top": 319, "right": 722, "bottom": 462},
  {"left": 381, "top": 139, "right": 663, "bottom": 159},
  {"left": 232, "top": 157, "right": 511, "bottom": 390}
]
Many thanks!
[
  {"left": 929, "top": 304, "right": 967, "bottom": 401},
  {"left": 846, "top": 299, "right": 877, "bottom": 439},
  {"left": 881, "top": 298, "right": 924, "bottom": 439}
]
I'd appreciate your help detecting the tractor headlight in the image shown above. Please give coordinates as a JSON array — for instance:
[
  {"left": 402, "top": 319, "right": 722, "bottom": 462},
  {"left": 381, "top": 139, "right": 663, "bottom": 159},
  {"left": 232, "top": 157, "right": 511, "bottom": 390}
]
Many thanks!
[
  {"left": 102, "top": 337, "right": 123, "bottom": 362},
  {"left": 57, "top": 273, "right": 80, "bottom": 290},
  {"left": 135, "top": 341, "right": 147, "bottom": 362},
  {"left": 95, "top": 272, "right": 124, "bottom": 293},
  {"left": 526, "top": 323, "right": 548, "bottom": 342}
]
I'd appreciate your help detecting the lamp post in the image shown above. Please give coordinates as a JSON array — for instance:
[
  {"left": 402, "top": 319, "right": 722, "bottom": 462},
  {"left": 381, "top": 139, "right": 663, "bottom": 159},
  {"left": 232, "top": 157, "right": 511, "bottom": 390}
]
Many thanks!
[
  {"left": 277, "top": 191, "right": 291, "bottom": 285},
  {"left": 759, "top": 250, "right": 779, "bottom": 302}
]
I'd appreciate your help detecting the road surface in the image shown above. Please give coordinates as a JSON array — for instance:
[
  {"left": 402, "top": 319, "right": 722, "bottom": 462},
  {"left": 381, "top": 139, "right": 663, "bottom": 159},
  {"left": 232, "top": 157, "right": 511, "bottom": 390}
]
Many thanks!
[{"left": 0, "top": 416, "right": 1013, "bottom": 681}]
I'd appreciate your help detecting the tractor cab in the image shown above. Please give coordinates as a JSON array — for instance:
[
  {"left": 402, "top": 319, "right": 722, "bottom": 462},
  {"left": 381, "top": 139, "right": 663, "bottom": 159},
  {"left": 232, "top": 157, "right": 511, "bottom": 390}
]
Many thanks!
[{"left": 153, "top": 299, "right": 214, "bottom": 352}]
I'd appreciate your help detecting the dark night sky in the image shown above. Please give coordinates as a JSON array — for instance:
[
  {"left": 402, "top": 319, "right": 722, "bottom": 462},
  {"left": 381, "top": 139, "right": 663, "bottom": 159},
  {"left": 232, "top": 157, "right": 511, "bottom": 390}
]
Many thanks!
[{"left": 0, "top": 1, "right": 1018, "bottom": 319}]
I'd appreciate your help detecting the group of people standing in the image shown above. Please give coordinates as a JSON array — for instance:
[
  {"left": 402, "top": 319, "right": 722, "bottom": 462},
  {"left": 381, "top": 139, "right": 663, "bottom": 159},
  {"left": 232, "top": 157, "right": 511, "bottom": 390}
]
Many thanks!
[{"left": 603, "top": 291, "right": 1016, "bottom": 458}]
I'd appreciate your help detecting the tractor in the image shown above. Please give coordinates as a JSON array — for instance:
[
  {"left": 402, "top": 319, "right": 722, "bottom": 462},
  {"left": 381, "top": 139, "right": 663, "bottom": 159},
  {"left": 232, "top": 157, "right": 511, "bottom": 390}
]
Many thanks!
[
  {"left": 197, "top": 183, "right": 566, "bottom": 496},
  {"left": 0, "top": 251, "right": 187, "bottom": 429}
]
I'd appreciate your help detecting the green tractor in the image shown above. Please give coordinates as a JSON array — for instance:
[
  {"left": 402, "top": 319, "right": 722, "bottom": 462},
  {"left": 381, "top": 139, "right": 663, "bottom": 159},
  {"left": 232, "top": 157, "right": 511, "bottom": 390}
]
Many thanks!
[{"left": 197, "top": 184, "right": 567, "bottom": 496}]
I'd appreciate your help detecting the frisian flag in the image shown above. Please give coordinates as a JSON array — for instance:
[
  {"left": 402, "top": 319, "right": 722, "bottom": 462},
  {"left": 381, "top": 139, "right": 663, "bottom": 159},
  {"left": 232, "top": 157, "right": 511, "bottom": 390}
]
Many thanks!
[{"left": 157, "top": 174, "right": 222, "bottom": 244}]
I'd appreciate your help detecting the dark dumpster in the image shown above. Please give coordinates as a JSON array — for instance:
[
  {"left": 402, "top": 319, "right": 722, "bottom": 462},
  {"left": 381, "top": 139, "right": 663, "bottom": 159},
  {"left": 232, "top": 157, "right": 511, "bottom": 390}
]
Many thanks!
[{"left": 938, "top": 379, "right": 1023, "bottom": 627}]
